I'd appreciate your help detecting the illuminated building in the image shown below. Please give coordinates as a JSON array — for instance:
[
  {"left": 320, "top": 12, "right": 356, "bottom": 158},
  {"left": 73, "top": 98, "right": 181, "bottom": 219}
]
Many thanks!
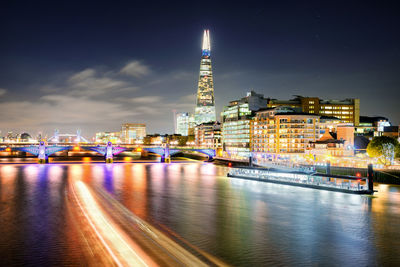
[
  {"left": 175, "top": 112, "right": 189, "bottom": 136},
  {"left": 221, "top": 91, "right": 268, "bottom": 159},
  {"left": 95, "top": 131, "right": 121, "bottom": 144},
  {"left": 1, "top": 132, "right": 36, "bottom": 143},
  {"left": 308, "top": 131, "right": 354, "bottom": 158},
  {"left": 20, "top": 133, "right": 32, "bottom": 142},
  {"left": 268, "top": 96, "right": 360, "bottom": 126},
  {"left": 143, "top": 134, "right": 190, "bottom": 146},
  {"left": 251, "top": 107, "right": 320, "bottom": 158},
  {"left": 336, "top": 124, "right": 355, "bottom": 148},
  {"left": 143, "top": 134, "right": 163, "bottom": 145},
  {"left": 188, "top": 113, "right": 196, "bottom": 135},
  {"left": 5, "top": 131, "right": 15, "bottom": 142},
  {"left": 355, "top": 116, "right": 389, "bottom": 137},
  {"left": 121, "top": 123, "right": 146, "bottom": 144},
  {"left": 376, "top": 126, "right": 399, "bottom": 140},
  {"left": 194, "top": 122, "right": 221, "bottom": 149},
  {"left": 307, "top": 123, "right": 356, "bottom": 159},
  {"left": 195, "top": 30, "right": 216, "bottom": 125},
  {"left": 319, "top": 116, "right": 341, "bottom": 136},
  {"left": 47, "top": 129, "right": 89, "bottom": 143}
]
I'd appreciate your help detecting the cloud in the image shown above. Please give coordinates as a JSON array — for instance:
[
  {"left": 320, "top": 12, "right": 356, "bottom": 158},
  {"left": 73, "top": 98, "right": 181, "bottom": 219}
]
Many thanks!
[
  {"left": 116, "top": 96, "right": 163, "bottom": 104},
  {"left": 0, "top": 95, "right": 140, "bottom": 132},
  {"left": 0, "top": 88, "right": 6, "bottom": 97},
  {"left": 0, "top": 61, "right": 197, "bottom": 135},
  {"left": 67, "top": 68, "right": 135, "bottom": 96},
  {"left": 179, "top": 94, "right": 196, "bottom": 103},
  {"left": 120, "top": 60, "right": 150, "bottom": 77},
  {"left": 69, "top": 68, "right": 96, "bottom": 82},
  {"left": 113, "top": 94, "right": 194, "bottom": 117}
]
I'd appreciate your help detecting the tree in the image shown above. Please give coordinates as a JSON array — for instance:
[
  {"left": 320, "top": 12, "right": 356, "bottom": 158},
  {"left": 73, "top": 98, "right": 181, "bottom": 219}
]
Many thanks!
[
  {"left": 397, "top": 144, "right": 400, "bottom": 159},
  {"left": 367, "top": 136, "right": 399, "bottom": 166},
  {"left": 177, "top": 136, "right": 188, "bottom": 146}
]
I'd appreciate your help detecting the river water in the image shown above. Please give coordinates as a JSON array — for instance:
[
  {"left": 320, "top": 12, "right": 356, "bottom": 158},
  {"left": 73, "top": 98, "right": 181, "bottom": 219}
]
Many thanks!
[{"left": 0, "top": 162, "right": 399, "bottom": 266}]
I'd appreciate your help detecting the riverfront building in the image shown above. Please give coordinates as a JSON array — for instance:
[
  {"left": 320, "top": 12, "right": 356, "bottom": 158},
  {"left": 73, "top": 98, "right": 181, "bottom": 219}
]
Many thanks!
[
  {"left": 95, "top": 131, "right": 121, "bottom": 144},
  {"left": 194, "top": 122, "right": 221, "bottom": 149},
  {"left": 175, "top": 112, "right": 189, "bottom": 136},
  {"left": 250, "top": 107, "right": 320, "bottom": 156},
  {"left": 188, "top": 113, "right": 196, "bottom": 136},
  {"left": 308, "top": 124, "right": 356, "bottom": 160},
  {"left": 195, "top": 30, "right": 216, "bottom": 125},
  {"left": 121, "top": 123, "right": 146, "bottom": 144},
  {"left": 354, "top": 116, "right": 390, "bottom": 137},
  {"left": 221, "top": 91, "right": 269, "bottom": 159},
  {"left": 267, "top": 96, "right": 360, "bottom": 126},
  {"left": 380, "top": 126, "right": 399, "bottom": 140},
  {"left": 319, "top": 116, "right": 341, "bottom": 136}
]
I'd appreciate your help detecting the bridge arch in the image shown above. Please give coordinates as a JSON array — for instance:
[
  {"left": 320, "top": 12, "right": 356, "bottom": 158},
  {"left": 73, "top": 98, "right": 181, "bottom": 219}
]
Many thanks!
[{"left": 142, "top": 147, "right": 216, "bottom": 161}]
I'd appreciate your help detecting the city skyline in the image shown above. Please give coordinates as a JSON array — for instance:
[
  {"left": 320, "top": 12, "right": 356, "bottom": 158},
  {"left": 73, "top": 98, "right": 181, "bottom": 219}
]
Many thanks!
[
  {"left": 1, "top": 3, "right": 400, "bottom": 266},
  {"left": 1, "top": 2, "right": 399, "bottom": 136}
]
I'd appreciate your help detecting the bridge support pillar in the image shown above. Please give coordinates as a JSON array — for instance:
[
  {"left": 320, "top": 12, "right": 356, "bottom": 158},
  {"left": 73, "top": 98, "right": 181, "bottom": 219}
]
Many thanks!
[
  {"left": 106, "top": 158, "right": 113, "bottom": 163},
  {"left": 367, "top": 164, "right": 374, "bottom": 193},
  {"left": 160, "top": 156, "right": 171, "bottom": 163},
  {"left": 140, "top": 150, "right": 148, "bottom": 158},
  {"left": 327, "top": 161, "right": 331, "bottom": 181}
]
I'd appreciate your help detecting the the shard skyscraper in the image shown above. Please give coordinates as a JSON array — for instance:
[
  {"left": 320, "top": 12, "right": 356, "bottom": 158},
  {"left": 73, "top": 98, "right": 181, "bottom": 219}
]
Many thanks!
[{"left": 194, "top": 29, "right": 216, "bottom": 125}]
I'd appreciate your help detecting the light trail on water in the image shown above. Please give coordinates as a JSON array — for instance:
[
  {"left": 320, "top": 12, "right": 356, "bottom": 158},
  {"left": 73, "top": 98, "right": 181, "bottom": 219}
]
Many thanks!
[{"left": 71, "top": 180, "right": 155, "bottom": 267}]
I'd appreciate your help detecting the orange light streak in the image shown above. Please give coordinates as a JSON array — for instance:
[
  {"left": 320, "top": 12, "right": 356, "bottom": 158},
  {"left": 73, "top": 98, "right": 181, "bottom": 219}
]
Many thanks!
[
  {"left": 83, "top": 157, "right": 91, "bottom": 163},
  {"left": 71, "top": 181, "right": 152, "bottom": 267}
]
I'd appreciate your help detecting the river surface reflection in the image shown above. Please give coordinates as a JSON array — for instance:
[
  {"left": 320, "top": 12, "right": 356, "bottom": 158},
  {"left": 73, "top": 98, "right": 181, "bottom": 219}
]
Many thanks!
[{"left": 0, "top": 163, "right": 399, "bottom": 266}]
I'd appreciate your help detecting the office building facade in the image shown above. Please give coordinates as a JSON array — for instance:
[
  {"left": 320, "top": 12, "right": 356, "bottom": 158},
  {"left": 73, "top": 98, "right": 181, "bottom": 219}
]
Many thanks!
[
  {"left": 194, "top": 122, "right": 221, "bottom": 149},
  {"left": 175, "top": 112, "right": 189, "bottom": 136},
  {"left": 251, "top": 107, "right": 320, "bottom": 156},
  {"left": 221, "top": 91, "right": 269, "bottom": 159},
  {"left": 121, "top": 123, "right": 146, "bottom": 144},
  {"left": 268, "top": 96, "right": 360, "bottom": 126},
  {"left": 95, "top": 131, "right": 121, "bottom": 144}
]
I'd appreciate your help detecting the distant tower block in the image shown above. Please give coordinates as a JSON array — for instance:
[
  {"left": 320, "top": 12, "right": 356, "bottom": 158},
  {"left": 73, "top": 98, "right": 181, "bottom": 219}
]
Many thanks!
[
  {"left": 76, "top": 129, "right": 81, "bottom": 143},
  {"left": 195, "top": 29, "right": 216, "bottom": 125},
  {"left": 54, "top": 129, "right": 59, "bottom": 143}
]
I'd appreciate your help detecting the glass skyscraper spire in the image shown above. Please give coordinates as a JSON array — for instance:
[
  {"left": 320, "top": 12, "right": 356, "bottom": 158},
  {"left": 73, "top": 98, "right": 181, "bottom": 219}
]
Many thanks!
[{"left": 195, "top": 29, "right": 216, "bottom": 125}]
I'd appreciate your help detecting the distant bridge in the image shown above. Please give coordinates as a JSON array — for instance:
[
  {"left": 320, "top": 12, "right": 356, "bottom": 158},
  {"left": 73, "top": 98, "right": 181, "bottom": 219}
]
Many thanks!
[{"left": 143, "top": 147, "right": 216, "bottom": 162}]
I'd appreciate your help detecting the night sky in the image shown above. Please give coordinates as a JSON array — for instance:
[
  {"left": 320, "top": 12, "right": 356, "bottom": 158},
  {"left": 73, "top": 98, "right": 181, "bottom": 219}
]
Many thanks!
[{"left": 1, "top": 1, "right": 399, "bottom": 137}]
